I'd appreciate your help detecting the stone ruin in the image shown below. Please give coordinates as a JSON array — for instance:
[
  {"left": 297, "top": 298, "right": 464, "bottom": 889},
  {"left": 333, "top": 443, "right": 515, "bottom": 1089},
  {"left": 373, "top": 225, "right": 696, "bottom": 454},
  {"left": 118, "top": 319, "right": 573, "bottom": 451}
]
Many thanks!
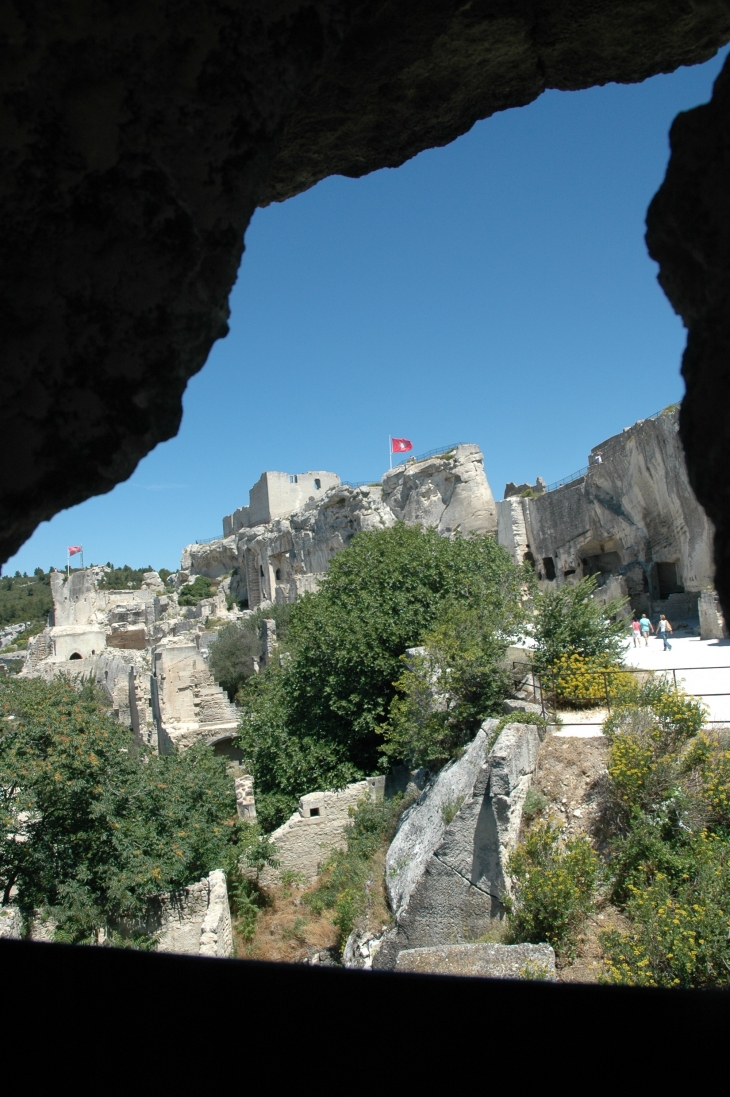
[
  {"left": 260, "top": 777, "right": 386, "bottom": 888},
  {"left": 183, "top": 443, "right": 498, "bottom": 610}
]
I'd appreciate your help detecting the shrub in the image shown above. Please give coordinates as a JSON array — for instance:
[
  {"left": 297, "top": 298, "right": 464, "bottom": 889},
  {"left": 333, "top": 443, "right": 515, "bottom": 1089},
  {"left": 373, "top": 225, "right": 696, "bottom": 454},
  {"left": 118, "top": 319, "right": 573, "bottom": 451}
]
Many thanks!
[
  {"left": 546, "top": 652, "right": 637, "bottom": 708},
  {"left": 380, "top": 606, "right": 514, "bottom": 770},
  {"left": 604, "top": 680, "right": 706, "bottom": 815},
  {"left": 177, "top": 575, "right": 214, "bottom": 606},
  {"left": 602, "top": 832, "right": 730, "bottom": 988},
  {"left": 505, "top": 818, "right": 599, "bottom": 956},
  {"left": 97, "top": 565, "right": 153, "bottom": 590},
  {"left": 531, "top": 575, "right": 627, "bottom": 677}
]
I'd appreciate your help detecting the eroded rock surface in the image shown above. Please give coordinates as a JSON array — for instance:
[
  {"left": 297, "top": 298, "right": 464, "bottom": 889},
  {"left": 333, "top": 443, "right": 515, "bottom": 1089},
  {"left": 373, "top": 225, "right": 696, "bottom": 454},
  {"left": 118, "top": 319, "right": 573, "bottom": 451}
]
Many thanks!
[
  {"left": 647, "top": 53, "right": 730, "bottom": 620},
  {"left": 2, "top": 3, "right": 729, "bottom": 563},
  {"left": 374, "top": 719, "right": 540, "bottom": 969}
]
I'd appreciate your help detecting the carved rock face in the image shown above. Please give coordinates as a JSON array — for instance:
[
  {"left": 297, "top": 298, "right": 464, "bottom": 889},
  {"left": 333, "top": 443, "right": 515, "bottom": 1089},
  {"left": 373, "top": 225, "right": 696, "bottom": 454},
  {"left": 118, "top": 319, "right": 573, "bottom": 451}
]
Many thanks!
[{"left": 1, "top": 2, "right": 729, "bottom": 569}]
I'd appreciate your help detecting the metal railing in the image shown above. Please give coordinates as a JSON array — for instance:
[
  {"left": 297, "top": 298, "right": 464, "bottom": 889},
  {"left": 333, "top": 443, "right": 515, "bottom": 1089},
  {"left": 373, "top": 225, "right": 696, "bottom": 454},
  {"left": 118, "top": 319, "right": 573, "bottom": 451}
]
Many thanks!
[
  {"left": 193, "top": 535, "right": 223, "bottom": 544},
  {"left": 545, "top": 466, "right": 590, "bottom": 493},
  {"left": 391, "top": 443, "right": 460, "bottom": 469},
  {"left": 543, "top": 407, "right": 678, "bottom": 494},
  {"left": 512, "top": 661, "right": 730, "bottom": 726}
]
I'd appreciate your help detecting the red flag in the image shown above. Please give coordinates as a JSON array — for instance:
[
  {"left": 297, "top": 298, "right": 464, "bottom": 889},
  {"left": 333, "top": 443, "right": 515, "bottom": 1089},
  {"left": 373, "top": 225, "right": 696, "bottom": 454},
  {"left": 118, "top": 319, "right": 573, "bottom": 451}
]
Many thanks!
[
  {"left": 67, "top": 545, "right": 82, "bottom": 556},
  {"left": 391, "top": 438, "right": 413, "bottom": 454}
]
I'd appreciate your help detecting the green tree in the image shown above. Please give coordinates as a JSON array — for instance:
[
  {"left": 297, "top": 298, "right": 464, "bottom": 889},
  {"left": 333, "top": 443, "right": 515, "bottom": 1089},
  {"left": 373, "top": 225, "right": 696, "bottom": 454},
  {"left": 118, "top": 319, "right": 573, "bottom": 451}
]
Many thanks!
[
  {"left": 0, "top": 676, "right": 254, "bottom": 943},
  {"left": 282, "top": 524, "right": 527, "bottom": 774},
  {"left": 531, "top": 574, "right": 627, "bottom": 676},
  {"left": 380, "top": 605, "right": 514, "bottom": 769}
]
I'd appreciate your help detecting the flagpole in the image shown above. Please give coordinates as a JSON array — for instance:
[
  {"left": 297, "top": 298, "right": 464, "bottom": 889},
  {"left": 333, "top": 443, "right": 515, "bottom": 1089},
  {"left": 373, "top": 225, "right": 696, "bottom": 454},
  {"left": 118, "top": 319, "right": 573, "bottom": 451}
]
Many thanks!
[{"left": 389, "top": 435, "right": 392, "bottom": 470}]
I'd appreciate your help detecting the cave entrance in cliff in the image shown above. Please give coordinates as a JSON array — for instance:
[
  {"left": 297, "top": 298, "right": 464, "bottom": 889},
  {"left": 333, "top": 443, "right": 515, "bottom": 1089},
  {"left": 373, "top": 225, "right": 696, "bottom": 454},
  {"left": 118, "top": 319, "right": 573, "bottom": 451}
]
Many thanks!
[{"left": 657, "top": 561, "right": 684, "bottom": 598}]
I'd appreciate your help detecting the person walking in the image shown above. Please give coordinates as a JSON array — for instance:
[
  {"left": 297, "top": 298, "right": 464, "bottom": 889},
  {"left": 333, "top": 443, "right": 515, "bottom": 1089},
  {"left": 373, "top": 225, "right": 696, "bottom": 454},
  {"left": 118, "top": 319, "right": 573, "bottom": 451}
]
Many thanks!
[
  {"left": 639, "top": 613, "right": 653, "bottom": 646},
  {"left": 657, "top": 614, "right": 673, "bottom": 651},
  {"left": 631, "top": 616, "right": 641, "bottom": 648}
]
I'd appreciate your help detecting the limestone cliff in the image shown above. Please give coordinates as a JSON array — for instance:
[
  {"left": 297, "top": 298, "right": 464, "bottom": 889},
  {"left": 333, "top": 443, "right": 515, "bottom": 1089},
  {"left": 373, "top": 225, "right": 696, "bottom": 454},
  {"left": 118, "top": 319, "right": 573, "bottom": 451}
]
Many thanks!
[{"left": 496, "top": 408, "right": 714, "bottom": 614}]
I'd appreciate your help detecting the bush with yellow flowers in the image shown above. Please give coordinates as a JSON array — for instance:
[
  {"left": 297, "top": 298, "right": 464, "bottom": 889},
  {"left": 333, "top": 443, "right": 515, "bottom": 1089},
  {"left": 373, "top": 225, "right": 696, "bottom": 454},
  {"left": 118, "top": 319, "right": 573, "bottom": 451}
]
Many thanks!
[
  {"left": 546, "top": 652, "right": 637, "bottom": 709},
  {"left": 604, "top": 679, "right": 707, "bottom": 814},
  {"left": 599, "top": 682, "right": 730, "bottom": 987},
  {"left": 602, "top": 832, "right": 730, "bottom": 988},
  {"left": 504, "top": 818, "right": 599, "bottom": 957}
]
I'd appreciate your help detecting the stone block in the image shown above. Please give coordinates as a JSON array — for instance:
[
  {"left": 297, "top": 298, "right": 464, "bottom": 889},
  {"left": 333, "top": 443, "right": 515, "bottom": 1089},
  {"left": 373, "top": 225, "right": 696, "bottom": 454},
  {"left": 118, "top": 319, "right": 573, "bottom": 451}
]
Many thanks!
[
  {"left": 374, "top": 720, "right": 540, "bottom": 969},
  {"left": 395, "top": 942, "right": 556, "bottom": 979},
  {"left": 502, "top": 698, "right": 542, "bottom": 716}
]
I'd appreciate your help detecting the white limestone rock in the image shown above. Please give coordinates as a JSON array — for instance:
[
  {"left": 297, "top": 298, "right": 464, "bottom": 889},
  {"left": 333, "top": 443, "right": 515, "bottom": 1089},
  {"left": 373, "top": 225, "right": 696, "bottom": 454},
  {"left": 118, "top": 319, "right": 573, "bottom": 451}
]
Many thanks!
[
  {"left": 382, "top": 443, "right": 497, "bottom": 536},
  {"left": 374, "top": 720, "right": 540, "bottom": 969},
  {"left": 395, "top": 941, "right": 556, "bottom": 979}
]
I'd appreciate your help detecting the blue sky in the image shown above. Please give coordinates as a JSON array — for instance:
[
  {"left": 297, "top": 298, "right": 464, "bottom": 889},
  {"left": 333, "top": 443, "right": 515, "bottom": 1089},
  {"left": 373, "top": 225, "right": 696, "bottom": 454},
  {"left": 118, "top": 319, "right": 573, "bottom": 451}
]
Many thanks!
[{"left": 8, "top": 47, "right": 730, "bottom": 575}]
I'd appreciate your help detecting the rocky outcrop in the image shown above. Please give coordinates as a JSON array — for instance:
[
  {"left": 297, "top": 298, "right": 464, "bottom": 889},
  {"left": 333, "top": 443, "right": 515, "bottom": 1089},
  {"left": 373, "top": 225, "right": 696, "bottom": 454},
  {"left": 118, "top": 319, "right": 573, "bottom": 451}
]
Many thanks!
[
  {"left": 497, "top": 409, "right": 714, "bottom": 615},
  {"left": 395, "top": 942, "right": 556, "bottom": 980},
  {"left": 647, "top": 52, "right": 730, "bottom": 621},
  {"left": 3, "top": 2, "right": 729, "bottom": 572},
  {"left": 193, "top": 446, "right": 499, "bottom": 609},
  {"left": 181, "top": 539, "right": 238, "bottom": 581},
  {"left": 382, "top": 444, "right": 497, "bottom": 537},
  {"left": 374, "top": 719, "right": 540, "bottom": 969}
]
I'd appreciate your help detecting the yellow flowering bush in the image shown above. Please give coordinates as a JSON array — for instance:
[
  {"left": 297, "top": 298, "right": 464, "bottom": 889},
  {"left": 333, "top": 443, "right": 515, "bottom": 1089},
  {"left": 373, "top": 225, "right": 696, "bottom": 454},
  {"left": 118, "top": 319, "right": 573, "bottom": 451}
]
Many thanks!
[
  {"left": 505, "top": 818, "right": 599, "bottom": 957},
  {"left": 547, "top": 653, "right": 637, "bottom": 708},
  {"left": 684, "top": 733, "right": 730, "bottom": 826},
  {"left": 604, "top": 681, "right": 707, "bottom": 813},
  {"left": 602, "top": 834, "right": 730, "bottom": 988}
]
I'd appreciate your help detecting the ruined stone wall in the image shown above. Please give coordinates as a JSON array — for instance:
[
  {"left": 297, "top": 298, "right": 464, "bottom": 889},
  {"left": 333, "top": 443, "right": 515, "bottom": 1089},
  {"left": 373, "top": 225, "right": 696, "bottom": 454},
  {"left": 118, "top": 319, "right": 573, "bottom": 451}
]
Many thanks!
[
  {"left": 154, "top": 638, "right": 239, "bottom": 753},
  {"left": 261, "top": 777, "right": 385, "bottom": 887}
]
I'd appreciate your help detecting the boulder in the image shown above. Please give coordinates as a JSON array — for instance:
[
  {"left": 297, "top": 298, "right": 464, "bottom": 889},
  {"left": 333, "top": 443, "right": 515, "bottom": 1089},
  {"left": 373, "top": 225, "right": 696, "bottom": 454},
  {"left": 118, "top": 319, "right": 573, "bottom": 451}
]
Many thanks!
[
  {"left": 395, "top": 942, "right": 556, "bottom": 980},
  {"left": 374, "top": 720, "right": 540, "bottom": 969}
]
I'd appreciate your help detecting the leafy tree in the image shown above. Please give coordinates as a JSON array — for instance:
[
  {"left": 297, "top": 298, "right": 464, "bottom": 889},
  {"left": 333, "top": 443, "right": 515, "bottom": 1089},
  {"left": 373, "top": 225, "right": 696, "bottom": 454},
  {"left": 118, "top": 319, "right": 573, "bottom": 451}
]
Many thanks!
[
  {"left": 178, "top": 575, "right": 214, "bottom": 606},
  {"left": 531, "top": 574, "right": 627, "bottom": 677},
  {"left": 209, "top": 621, "right": 261, "bottom": 700},
  {"left": 208, "top": 602, "right": 295, "bottom": 701},
  {"left": 0, "top": 676, "right": 259, "bottom": 943},
  {"left": 282, "top": 524, "right": 528, "bottom": 774},
  {"left": 380, "top": 605, "right": 514, "bottom": 769},
  {"left": 236, "top": 668, "right": 361, "bottom": 832}
]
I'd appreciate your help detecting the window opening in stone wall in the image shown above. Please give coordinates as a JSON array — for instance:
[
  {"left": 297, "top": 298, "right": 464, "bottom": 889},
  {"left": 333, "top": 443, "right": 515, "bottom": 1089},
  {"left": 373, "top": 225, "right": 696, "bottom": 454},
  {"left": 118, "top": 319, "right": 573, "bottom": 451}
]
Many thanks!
[
  {"left": 563, "top": 568, "right": 576, "bottom": 577},
  {"left": 260, "top": 565, "right": 264, "bottom": 577},
  {"left": 314, "top": 478, "right": 321, "bottom": 489},
  {"left": 69, "top": 652, "right": 82, "bottom": 660},
  {"left": 309, "top": 807, "right": 320, "bottom": 817},
  {"left": 657, "top": 561, "right": 683, "bottom": 598},
  {"left": 275, "top": 568, "right": 281, "bottom": 581},
  {"left": 542, "top": 557, "right": 556, "bottom": 581},
  {"left": 523, "top": 551, "right": 535, "bottom": 568},
  {"left": 289, "top": 474, "right": 298, "bottom": 483}
]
